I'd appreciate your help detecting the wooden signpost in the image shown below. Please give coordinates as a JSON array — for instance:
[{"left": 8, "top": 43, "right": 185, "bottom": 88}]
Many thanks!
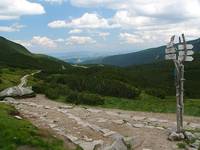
[{"left": 165, "top": 34, "right": 194, "bottom": 133}]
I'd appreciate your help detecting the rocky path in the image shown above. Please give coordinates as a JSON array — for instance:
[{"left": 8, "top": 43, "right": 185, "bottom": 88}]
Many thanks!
[{"left": 3, "top": 95, "right": 200, "bottom": 150}]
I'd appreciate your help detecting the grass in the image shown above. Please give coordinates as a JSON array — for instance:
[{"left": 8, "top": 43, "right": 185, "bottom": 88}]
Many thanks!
[
  {"left": 102, "top": 92, "right": 200, "bottom": 117},
  {"left": 0, "top": 103, "right": 72, "bottom": 150},
  {"left": 0, "top": 67, "right": 33, "bottom": 91}
]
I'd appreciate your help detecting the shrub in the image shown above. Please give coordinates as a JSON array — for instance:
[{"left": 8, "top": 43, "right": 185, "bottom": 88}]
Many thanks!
[
  {"left": 66, "top": 92, "right": 105, "bottom": 106},
  {"left": 145, "top": 88, "right": 166, "bottom": 99},
  {"left": 33, "top": 83, "right": 72, "bottom": 100}
]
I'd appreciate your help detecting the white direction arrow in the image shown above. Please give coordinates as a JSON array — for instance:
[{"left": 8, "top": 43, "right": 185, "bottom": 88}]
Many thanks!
[
  {"left": 165, "top": 54, "right": 176, "bottom": 60},
  {"left": 178, "top": 56, "right": 194, "bottom": 61},
  {"left": 178, "top": 44, "right": 193, "bottom": 50},
  {"left": 165, "top": 47, "right": 176, "bottom": 54},
  {"left": 179, "top": 50, "right": 194, "bottom": 56},
  {"left": 166, "top": 43, "right": 173, "bottom": 48}
]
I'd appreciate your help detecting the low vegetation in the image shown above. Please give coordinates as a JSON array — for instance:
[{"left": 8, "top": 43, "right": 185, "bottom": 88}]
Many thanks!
[
  {"left": 103, "top": 94, "right": 200, "bottom": 116},
  {"left": 0, "top": 66, "right": 33, "bottom": 91},
  {"left": 0, "top": 103, "right": 70, "bottom": 150}
]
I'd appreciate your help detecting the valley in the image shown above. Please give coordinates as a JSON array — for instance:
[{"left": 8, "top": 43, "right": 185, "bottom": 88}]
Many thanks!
[{"left": 0, "top": 37, "right": 200, "bottom": 150}]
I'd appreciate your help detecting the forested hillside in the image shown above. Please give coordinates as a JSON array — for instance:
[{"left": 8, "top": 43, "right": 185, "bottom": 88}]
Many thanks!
[
  {"left": 83, "top": 38, "right": 200, "bottom": 67},
  {"left": 0, "top": 37, "right": 69, "bottom": 70}
]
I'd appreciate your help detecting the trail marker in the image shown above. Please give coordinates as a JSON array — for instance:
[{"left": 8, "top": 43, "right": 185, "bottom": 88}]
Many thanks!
[{"left": 165, "top": 34, "right": 194, "bottom": 133}]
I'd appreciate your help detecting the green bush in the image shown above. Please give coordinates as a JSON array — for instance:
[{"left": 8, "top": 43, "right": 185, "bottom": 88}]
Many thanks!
[
  {"left": 66, "top": 92, "right": 105, "bottom": 106},
  {"left": 145, "top": 88, "right": 166, "bottom": 99},
  {"left": 47, "top": 74, "right": 141, "bottom": 99},
  {"left": 33, "top": 83, "right": 72, "bottom": 100}
]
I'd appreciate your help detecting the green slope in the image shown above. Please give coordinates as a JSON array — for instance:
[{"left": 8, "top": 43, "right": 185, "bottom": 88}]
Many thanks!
[
  {"left": 84, "top": 38, "right": 200, "bottom": 67},
  {"left": 0, "top": 37, "right": 69, "bottom": 70}
]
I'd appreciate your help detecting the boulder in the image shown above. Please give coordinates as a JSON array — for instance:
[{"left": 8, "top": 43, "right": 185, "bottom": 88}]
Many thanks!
[
  {"left": 184, "top": 131, "right": 196, "bottom": 142},
  {"left": 0, "top": 86, "right": 34, "bottom": 98},
  {"left": 168, "top": 132, "right": 185, "bottom": 141}
]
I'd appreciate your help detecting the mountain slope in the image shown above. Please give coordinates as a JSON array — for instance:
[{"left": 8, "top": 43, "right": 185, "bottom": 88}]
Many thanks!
[
  {"left": 84, "top": 38, "right": 200, "bottom": 67},
  {"left": 0, "top": 37, "right": 69, "bottom": 70}
]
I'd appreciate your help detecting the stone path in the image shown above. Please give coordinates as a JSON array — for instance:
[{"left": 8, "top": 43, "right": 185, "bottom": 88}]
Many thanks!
[{"left": 3, "top": 95, "right": 200, "bottom": 150}]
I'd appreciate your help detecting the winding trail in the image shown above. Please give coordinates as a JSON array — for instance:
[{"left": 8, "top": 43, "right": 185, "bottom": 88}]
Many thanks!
[{"left": 4, "top": 95, "right": 200, "bottom": 150}]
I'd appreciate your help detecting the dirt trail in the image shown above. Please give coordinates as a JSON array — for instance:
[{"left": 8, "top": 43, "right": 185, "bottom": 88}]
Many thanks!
[{"left": 4, "top": 94, "right": 200, "bottom": 150}]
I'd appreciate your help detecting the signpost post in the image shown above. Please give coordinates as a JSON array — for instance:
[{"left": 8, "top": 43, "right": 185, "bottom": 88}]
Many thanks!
[{"left": 165, "top": 34, "right": 194, "bottom": 133}]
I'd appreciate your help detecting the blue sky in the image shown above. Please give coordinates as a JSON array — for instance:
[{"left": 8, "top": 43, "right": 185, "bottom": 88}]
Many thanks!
[{"left": 1, "top": 0, "right": 200, "bottom": 58}]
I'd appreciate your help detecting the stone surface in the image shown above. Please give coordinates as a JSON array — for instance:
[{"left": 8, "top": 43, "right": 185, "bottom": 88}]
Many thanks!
[
  {"left": 132, "top": 123, "right": 145, "bottom": 128},
  {"left": 168, "top": 132, "right": 185, "bottom": 141},
  {"left": 105, "top": 139, "right": 127, "bottom": 150},
  {"left": 0, "top": 86, "right": 34, "bottom": 98},
  {"left": 184, "top": 131, "right": 196, "bottom": 141},
  {"left": 3, "top": 97, "right": 16, "bottom": 101},
  {"left": 112, "top": 119, "right": 125, "bottom": 125}
]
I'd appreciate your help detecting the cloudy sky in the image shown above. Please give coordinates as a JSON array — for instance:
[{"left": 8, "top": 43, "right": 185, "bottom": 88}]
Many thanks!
[{"left": 0, "top": 0, "right": 200, "bottom": 57}]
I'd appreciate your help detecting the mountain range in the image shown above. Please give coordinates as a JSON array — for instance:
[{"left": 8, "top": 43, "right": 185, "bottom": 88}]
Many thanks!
[{"left": 83, "top": 38, "right": 200, "bottom": 66}]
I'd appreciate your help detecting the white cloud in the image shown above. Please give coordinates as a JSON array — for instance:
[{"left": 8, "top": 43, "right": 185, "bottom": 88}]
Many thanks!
[
  {"left": 69, "top": 29, "right": 82, "bottom": 34},
  {"left": 0, "top": 0, "right": 45, "bottom": 20},
  {"left": 0, "top": 24, "right": 25, "bottom": 32},
  {"left": 48, "top": 13, "right": 114, "bottom": 29},
  {"left": 31, "top": 36, "right": 57, "bottom": 48},
  {"left": 98, "top": 32, "right": 110, "bottom": 39},
  {"left": 66, "top": 36, "right": 96, "bottom": 45},
  {"left": 120, "top": 33, "right": 144, "bottom": 44},
  {"left": 44, "top": 0, "right": 66, "bottom": 4},
  {"left": 69, "top": 0, "right": 200, "bottom": 20},
  {"left": 48, "top": 20, "right": 67, "bottom": 28},
  {"left": 14, "top": 40, "right": 32, "bottom": 48},
  {"left": 113, "top": 11, "right": 153, "bottom": 28}
]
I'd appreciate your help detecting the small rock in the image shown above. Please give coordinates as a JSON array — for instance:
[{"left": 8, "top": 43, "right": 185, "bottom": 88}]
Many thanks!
[
  {"left": 112, "top": 119, "right": 125, "bottom": 125},
  {"left": 82, "top": 135, "right": 93, "bottom": 142},
  {"left": 132, "top": 123, "right": 145, "bottom": 128},
  {"left": 14, "top": 115, "right": 22, "bottom": 120},
  {"left": 168, "top": 132, "right": 185, "bottom": 141},
  {"left": 146, "top": 125, "right": 155, "bottom": 129},
  {"left": 97, "top": 118, "right": 107, "bottom": 123},
  {"left": 132, "top": 116, "right": 146, "bottom": 121},
  {"left": 49, "top": 124, "right": 57, "bottom": 128},
  {"left": 44, "top": 106, "right": 50, "bottom": 109},
  {"left": 58, "top": 105, "right": 74, "bottom": 109},
  {"left": 103, "top": 131, "right": 116, "bottom": 137},
  {"left": 184, "top": 131, "right": 196, "bottom": 141},
  {"left": 87, "top": 108, "right": 102, "bottom": 113},
  {"left": 3, "top": 97, "right": 16, "bottom": 102},
  {"left": 148, "top": 118, "right": 159, "bottom": 122},
  {"left": 156, "top": 127, "right": 165, "bottom": 130}
]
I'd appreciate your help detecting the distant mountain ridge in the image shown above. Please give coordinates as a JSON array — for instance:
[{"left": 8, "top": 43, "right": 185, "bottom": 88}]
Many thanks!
[
  {"left": 0, "top": 36, "right": 69, "bottom": 70},
  {"left": 83, "top": 38, "right": 200, "bottom": 67}
]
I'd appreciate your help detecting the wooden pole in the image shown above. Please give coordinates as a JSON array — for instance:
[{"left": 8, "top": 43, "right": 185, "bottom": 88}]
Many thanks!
[
  {"left": 175, "top": 60, "right": 181, "bottom": 133},
  {"left": 173, "top": 36, "right": 181, "bottom": 133},
  {"left": 179, "top": 33, "right": 187, "bottom": 131}
]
